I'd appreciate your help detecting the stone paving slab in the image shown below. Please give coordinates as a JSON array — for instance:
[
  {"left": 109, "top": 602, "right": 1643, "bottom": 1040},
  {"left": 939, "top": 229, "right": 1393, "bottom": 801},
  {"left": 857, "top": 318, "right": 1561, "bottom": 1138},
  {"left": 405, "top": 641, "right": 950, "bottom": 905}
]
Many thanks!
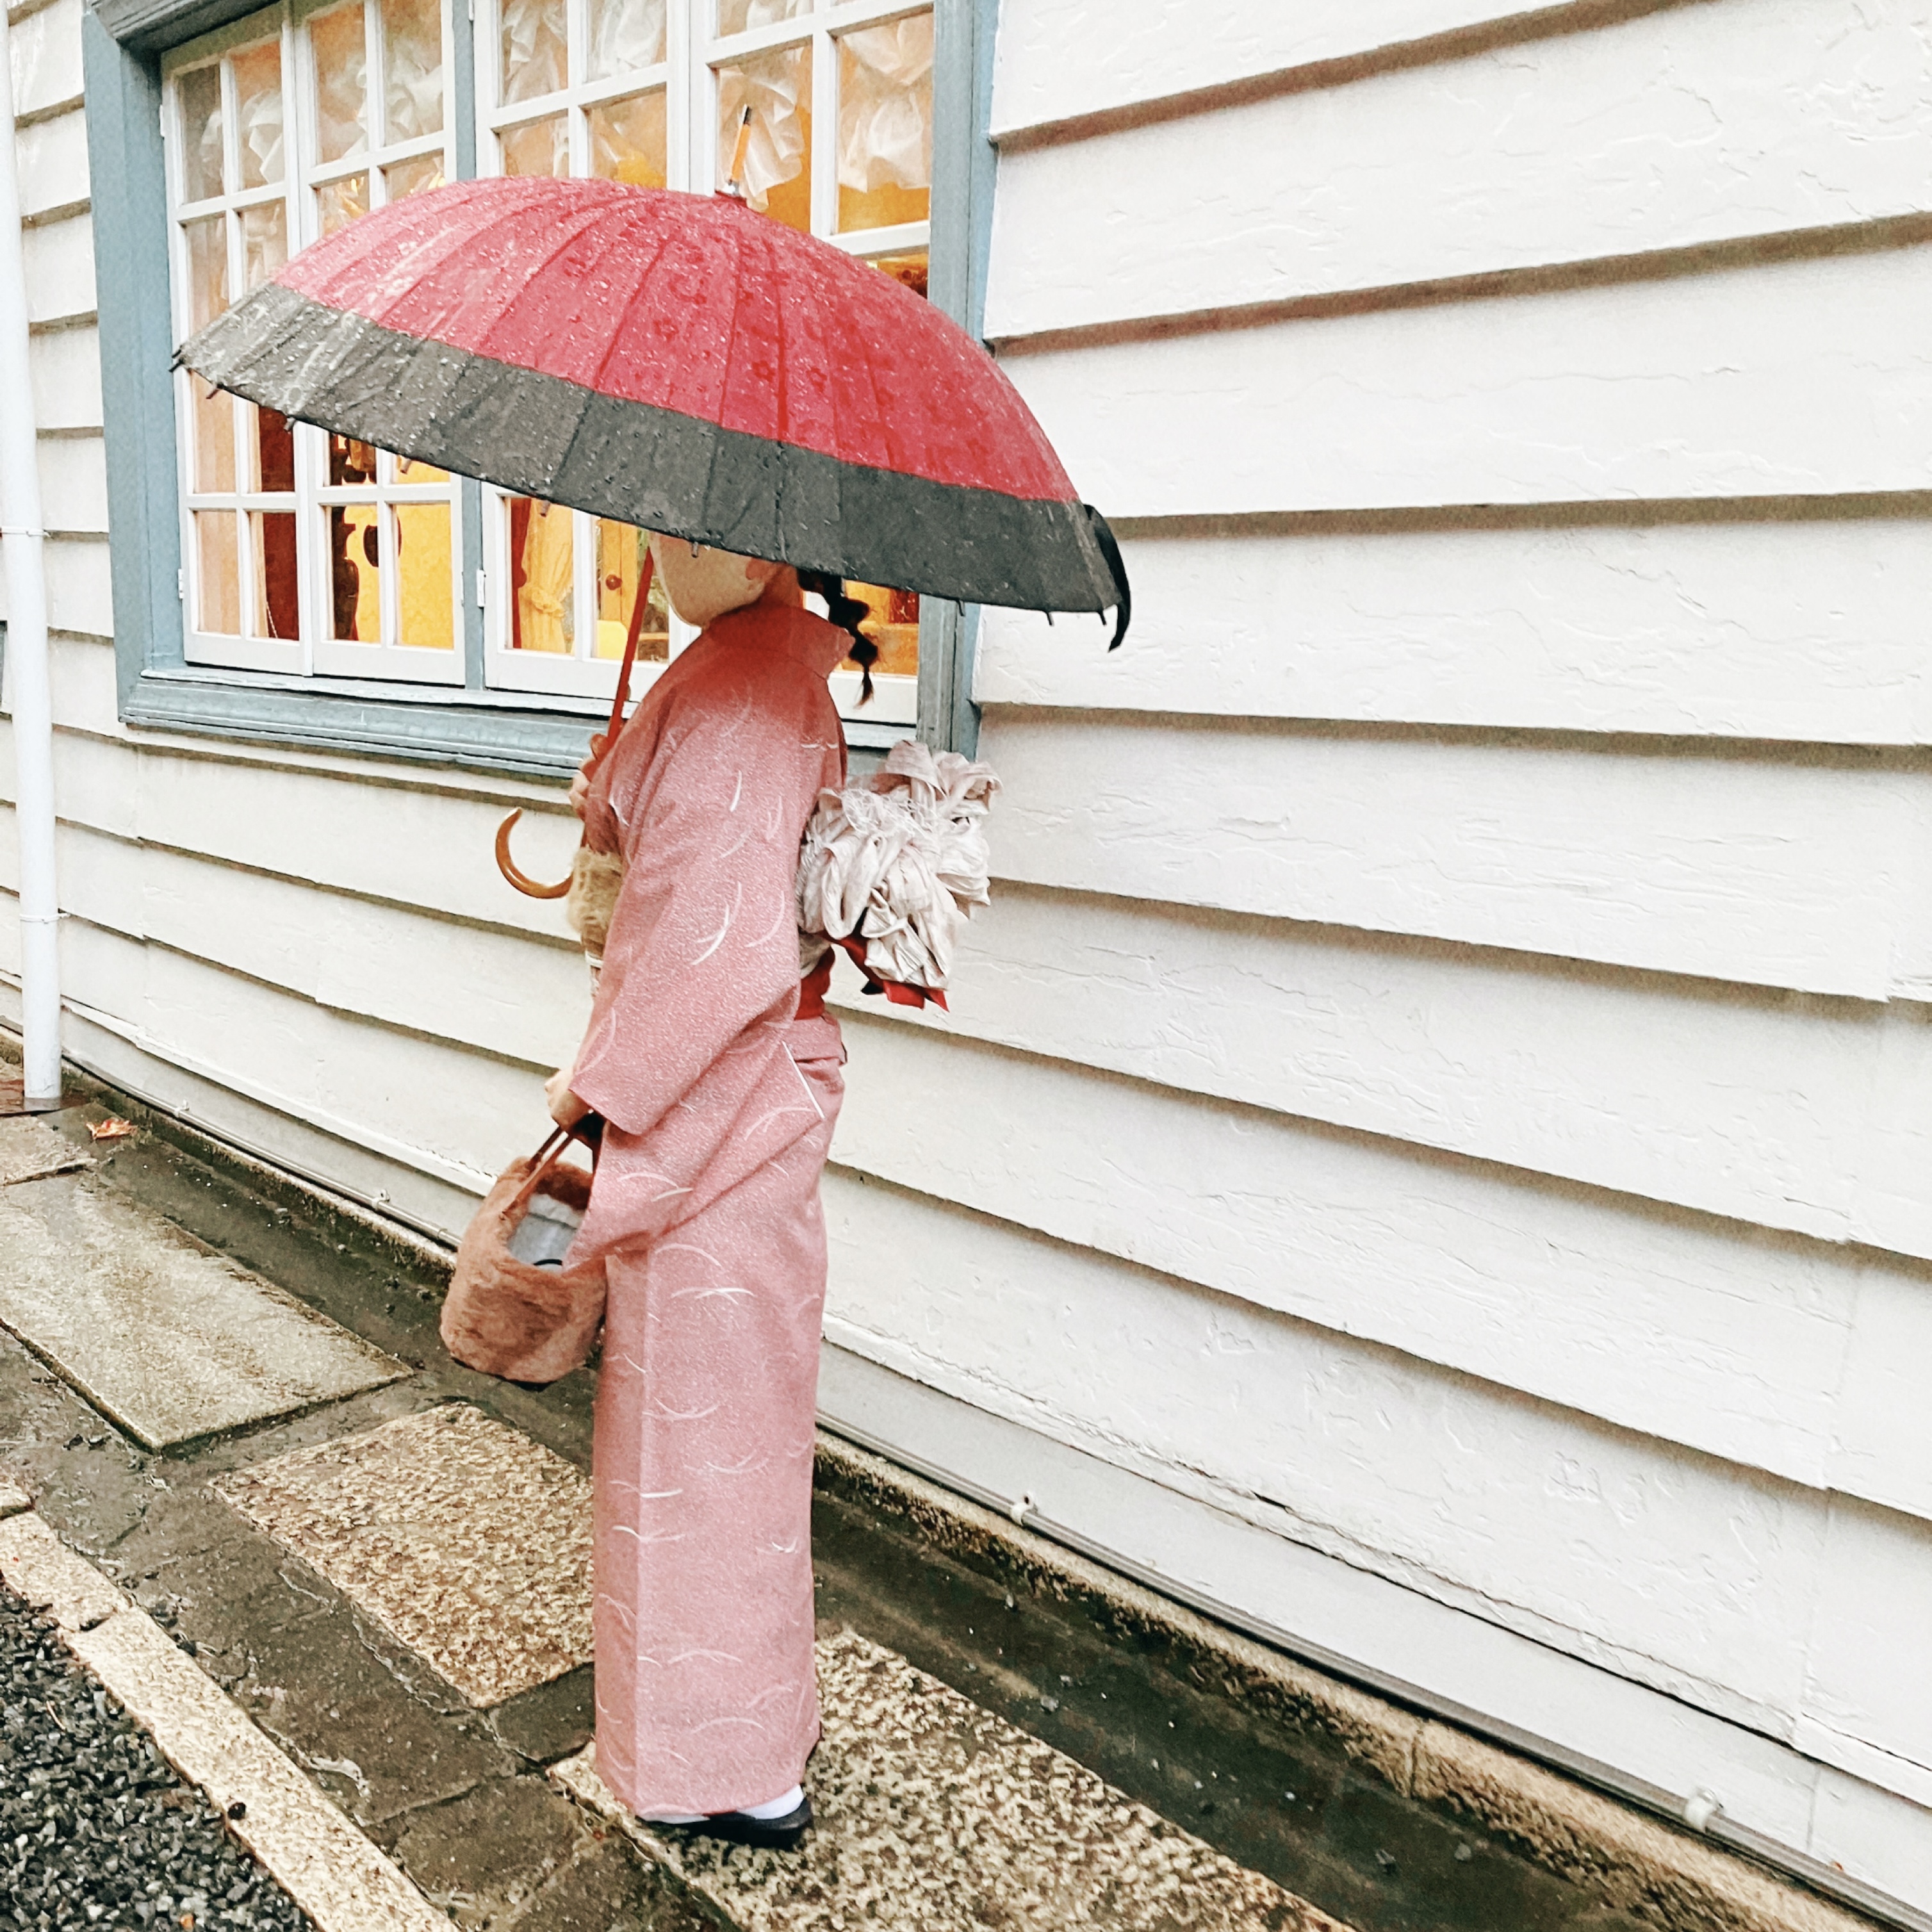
[
  {"left": 0, "top": 1172, "right": 405, "bottom": 1449},
  {"left": 216, "top": 1404, "right": 595, "bottom": 1708},
  {"left": 0, "top": 1115, "right": 92, "bottom": 1186},
  {"left": 555, "top": 1630, "right": 1351, "bottom": 1932}
]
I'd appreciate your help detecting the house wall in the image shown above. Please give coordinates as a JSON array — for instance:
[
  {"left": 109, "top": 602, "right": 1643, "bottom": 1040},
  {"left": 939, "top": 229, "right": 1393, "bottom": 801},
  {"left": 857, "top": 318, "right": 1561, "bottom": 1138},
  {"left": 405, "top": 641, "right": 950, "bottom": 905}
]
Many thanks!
[{"left": 4, "top": 0, "right": 1931, "bottom": 1905}]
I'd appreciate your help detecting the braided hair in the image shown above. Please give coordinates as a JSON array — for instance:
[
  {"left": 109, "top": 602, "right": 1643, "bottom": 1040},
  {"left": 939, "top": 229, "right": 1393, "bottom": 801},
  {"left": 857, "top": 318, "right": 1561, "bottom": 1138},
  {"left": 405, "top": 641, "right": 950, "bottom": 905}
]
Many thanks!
[{"left": 798, "top": 569, "right": 880, "bottom": 705}]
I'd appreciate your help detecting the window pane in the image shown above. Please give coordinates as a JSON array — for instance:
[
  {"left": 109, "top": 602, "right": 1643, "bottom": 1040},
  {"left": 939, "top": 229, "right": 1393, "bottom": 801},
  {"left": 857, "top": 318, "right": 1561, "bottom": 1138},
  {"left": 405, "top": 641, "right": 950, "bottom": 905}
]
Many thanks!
[
  {"left": 183, "top": 215, "right": 229, "bottom": 330},
  {"left": 594, "top": 520, "right": 668, "bottom": 662},
  {"left": 232, "top": 42, "right": 284, "bottom": 188},
  {"left": 177, "top": 64, "right": 224, "bottom": 202},
  {"left": 329, "top": 433, "right": 379, "bottom": 486},
  {"left": 381, "top": 0, "right": 444, "bottom": 140},
  {"left": 311, "top": 4, "right": 370, "bottom": 163},
  {"left": 501, "top": 113, "right": 567, "bottom": 177},
  {"left": 587, "top": 90, "right": 666, "bottom": 187},
  {"left": 384, "top": 151, "right": 446, "bottom": 201},
  {"left": 195, "top": 512, "right": 241, "bottom": 634},
  {"left": 192, "top": 384, "right": 236, "bottom": 494},
  {"left": 249, "top": 405, "right": 296, "bottom": 493},
  {"left": 317, "top": 172, "right": 370, "bottom": 234},
  {"left": 716, "top": 0, "right": 807, "bottom": 33},
  {"left": 505, "top": 498, "right": 575, "bottom": 653},
  {"left": 395, "top": 503, "right": 453, "bottom": 647},
  {"left": 849, "top": 581, "right": 918, "bottom": 676},
  {"left": 588, "top": 0, "right": 666, "bottom": 79},
  {"left": 240, "top": 200, "right": 287, "bottom": 292},
  {"left": 500, "top": 0, "right": 566, "bottom": 105},
  {"left": 395, "top": 454, "right": 450, "bottom": 484},
  {"left": 837, "top": 14, "right": 931, "bottom": 233},
  {"left": 871, "top": 247, "right": 928, "bottom": 299},
  {"left": 329, "top": 503, "right": 382, "bottom": 639},
  {"left": 716, "top": 42, "right": 810, "bottom": 231},
  {"left": 249, "top": 511, "right": 300, "bottom": 639}
]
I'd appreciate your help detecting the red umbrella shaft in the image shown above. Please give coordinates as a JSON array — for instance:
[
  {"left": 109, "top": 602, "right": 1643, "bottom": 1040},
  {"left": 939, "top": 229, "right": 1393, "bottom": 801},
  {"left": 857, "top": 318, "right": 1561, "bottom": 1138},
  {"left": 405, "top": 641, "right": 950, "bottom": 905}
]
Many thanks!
[{"left": 600, "top": 543, "right": 656, "bottom": 759}]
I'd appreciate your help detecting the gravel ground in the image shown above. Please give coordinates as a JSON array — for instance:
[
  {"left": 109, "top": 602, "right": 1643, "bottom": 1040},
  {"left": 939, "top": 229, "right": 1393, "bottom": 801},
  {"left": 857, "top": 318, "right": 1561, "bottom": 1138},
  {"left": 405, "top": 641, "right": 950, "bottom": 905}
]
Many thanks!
[{"left": 0, "top": 1583, "right": 312, "bottom": 1931}]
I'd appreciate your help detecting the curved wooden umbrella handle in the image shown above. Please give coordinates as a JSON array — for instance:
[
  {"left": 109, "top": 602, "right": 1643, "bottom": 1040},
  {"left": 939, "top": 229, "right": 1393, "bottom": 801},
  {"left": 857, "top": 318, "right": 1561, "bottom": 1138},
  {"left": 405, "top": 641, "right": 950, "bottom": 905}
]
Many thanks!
[
  {"left": 495, "top": 809, "right": 573, "bottom": 899},
  {"left": 492, "top": 546, "right": 655, "bottom": 901}
]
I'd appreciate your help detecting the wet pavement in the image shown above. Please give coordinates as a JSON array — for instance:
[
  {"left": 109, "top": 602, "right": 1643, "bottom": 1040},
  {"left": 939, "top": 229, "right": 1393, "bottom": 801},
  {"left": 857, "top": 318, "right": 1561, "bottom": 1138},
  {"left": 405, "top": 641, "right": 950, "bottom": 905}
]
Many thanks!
[{"left": 0, "top": 1087, "right": 1685, "bottom": 1931}]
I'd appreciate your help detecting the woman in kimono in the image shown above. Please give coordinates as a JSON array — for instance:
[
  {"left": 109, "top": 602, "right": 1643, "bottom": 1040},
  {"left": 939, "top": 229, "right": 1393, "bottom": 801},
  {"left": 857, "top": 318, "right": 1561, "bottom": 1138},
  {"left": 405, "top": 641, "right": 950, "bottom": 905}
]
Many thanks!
[{"left": 546, "top": 539, "right": 872, "bottom": 1851}]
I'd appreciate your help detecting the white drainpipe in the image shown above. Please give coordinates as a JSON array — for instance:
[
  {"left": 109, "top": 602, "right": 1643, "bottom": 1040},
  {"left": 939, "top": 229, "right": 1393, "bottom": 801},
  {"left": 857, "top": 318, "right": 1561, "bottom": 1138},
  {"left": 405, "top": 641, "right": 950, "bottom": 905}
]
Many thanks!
[{"left": 0, "top": 8, "right": 62, "bottom": 1109}]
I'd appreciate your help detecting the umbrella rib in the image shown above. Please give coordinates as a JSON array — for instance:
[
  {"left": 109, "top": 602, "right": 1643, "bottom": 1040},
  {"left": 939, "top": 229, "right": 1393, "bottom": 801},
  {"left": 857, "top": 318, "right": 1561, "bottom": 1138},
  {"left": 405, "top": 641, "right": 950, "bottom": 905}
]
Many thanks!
[
  {"left": 696, "top": 208, "right": 753, "bottom": 551},
  {"left": 580, "top": 209, "right": 680, "bottom": 402}
]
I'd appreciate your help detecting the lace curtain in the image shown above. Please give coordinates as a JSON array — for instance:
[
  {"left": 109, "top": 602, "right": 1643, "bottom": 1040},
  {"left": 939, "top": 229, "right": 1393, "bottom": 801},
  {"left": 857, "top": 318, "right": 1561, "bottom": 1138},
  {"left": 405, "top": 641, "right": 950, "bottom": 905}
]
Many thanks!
[
  {"left": 590, "top": 0, "right": 667, "bottom": 80},
  {"left": 837, "top": 14, "right": 931, "bottom": 196}
]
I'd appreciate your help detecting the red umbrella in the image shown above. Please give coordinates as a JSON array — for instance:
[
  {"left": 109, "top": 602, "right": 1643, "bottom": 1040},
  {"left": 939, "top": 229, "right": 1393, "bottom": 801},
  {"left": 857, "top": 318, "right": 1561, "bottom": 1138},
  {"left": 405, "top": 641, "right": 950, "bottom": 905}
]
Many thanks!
[{"left": 177, "top": 176, "right": 1128, "bottom": 641}]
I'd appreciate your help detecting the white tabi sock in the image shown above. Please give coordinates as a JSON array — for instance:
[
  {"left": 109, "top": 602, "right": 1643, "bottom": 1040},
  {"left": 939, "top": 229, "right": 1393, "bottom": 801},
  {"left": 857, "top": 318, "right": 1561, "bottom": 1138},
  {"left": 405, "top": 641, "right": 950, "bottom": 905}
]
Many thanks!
[
  {"left": 741, "top": 1783, "right": 805, "bottom": 1820},
  {"left": 639, "top": 1783, "right": 804, "bottom": 1825}
]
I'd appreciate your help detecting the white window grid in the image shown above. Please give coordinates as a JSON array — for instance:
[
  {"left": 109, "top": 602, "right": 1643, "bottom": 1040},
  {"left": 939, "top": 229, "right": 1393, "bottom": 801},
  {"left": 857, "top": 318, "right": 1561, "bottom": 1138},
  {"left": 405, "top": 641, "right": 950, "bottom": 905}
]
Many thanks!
[
  {"left": 165, "top": 0, "right": 464, "bottom": 687},
  {"left": 474, "top": 0, "right": 929, "bottom": 723}
]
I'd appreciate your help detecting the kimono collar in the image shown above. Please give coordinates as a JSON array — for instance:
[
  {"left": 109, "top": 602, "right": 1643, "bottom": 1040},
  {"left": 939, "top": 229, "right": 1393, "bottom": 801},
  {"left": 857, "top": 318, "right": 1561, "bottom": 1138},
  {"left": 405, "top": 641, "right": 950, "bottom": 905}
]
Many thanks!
[{"left": 707, "top": 602, "right": 855, "bottom": 683}]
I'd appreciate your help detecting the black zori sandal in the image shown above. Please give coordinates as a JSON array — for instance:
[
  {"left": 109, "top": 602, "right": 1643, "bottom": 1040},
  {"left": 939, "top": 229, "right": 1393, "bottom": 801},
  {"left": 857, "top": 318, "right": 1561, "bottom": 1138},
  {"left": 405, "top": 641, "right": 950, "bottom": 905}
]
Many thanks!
[{"left": 666, "top": 1794, "right": 813, "bottom": 1852}]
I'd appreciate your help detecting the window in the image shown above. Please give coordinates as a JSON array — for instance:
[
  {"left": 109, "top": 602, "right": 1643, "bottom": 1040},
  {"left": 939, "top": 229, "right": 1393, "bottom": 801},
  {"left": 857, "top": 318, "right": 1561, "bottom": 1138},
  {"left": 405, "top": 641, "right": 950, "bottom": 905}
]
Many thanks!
[
  {"left": 166, "top": 0, "right": 463, "bottom": 684},
  {"left": 160, "top": 0, "right": 937, "bottom": 730}
]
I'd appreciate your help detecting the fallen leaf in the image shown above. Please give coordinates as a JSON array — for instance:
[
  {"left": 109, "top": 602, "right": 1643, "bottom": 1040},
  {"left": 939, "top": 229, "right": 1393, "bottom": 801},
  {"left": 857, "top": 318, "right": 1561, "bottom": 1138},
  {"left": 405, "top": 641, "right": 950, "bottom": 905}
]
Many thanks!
[{"left": 88, "top": 1117, "right": 136, "bottom": 1142}]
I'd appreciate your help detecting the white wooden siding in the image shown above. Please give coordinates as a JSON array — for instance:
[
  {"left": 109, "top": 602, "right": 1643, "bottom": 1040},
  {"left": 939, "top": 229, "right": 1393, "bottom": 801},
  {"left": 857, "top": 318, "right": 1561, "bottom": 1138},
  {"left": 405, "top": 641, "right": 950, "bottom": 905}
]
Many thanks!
[
  {"left": 22, "top": 208, "right": 91, "bottom": 320},
  {"left": 13, "top": 99, "right": 88, "bottom": 211},
  {"left": 828, "top": 1010, "right": 1932, "bottom": 1523},
  {"left": 35, "top": 438, "right": 107, "bottom": 532},
  {"left": 4, "top": 0, "right": 1929, "bottom": 1906},
  {"left": 988, "top": 0, "right": 1932, "bottom": 336},
  {"left": 26, "top": 323, "right": 101, "bottom": 429},
  {"left": 37, "top": 535, "right": 111, "bottom": 634},
  {"left": 983, "top": 713, "right": 1932, "bottom": 999},
  {"left": 989, "top": 0, "right": 1528, "bottom": 136},
  {"left": 821, "top": 1166, "right": 1932, "bottom": 1755},
  {"left": 834, "top": 888, "right": 1932, "bottom": 1258},
  {"left": 7, "top": 0, "right": 86, "bottom": 118},
  {"left": 1002, "top": 249, "right": 1932, "bottom": 516},
  {"left": 0, "top": 816, "right": 591, "bottom": 1073},
  {"left": 976, "top": 518, "right": 1932, "bottom": 744}
]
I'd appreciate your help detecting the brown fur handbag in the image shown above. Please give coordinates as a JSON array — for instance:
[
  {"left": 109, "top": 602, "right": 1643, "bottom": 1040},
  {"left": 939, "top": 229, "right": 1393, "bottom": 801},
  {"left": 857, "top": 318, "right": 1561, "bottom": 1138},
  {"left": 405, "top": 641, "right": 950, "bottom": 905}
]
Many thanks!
[{"left": 441, "top": 1127, "right": 608, "bottom": 1386}]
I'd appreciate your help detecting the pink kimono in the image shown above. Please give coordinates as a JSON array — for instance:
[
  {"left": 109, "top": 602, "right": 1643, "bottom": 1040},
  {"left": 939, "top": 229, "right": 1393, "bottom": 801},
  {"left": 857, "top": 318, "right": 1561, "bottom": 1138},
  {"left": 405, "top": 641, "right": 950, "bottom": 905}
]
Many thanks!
[{"left": 568, "top": 598, "right": 849, "bottom": 1818}]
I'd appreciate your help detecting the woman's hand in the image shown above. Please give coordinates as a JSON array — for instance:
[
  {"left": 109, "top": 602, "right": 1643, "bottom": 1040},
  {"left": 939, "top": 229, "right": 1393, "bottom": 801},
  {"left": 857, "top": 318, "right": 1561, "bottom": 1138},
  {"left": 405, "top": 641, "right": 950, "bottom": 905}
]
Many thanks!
[{"left": 546, "top": 1067, "right": 589, "bottom": 1129}]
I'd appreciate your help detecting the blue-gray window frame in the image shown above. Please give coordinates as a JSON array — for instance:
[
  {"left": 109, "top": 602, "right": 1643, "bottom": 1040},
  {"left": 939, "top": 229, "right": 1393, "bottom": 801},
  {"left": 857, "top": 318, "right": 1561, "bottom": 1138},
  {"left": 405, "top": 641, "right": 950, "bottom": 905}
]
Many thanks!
[{"left": 83, "top": 0, "right": 997, "bottom": 778}]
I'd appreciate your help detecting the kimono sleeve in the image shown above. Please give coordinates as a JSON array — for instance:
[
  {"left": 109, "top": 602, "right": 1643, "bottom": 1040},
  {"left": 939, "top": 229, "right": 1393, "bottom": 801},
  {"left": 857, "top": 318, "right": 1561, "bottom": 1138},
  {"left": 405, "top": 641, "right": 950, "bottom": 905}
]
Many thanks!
[{"left": 567, "top": 669, "right": 825, "bottom": 1138}]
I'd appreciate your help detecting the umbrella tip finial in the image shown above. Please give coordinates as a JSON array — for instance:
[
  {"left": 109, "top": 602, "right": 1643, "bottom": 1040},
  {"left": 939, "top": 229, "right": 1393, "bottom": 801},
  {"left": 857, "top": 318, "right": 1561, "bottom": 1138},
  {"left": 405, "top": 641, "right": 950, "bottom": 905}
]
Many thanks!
[
  {"left": 1082, "top": 503, "right": 1132, "bottom": 650},
  {"left": 724, "top": 106, "right": 755, "bottom": 201}
]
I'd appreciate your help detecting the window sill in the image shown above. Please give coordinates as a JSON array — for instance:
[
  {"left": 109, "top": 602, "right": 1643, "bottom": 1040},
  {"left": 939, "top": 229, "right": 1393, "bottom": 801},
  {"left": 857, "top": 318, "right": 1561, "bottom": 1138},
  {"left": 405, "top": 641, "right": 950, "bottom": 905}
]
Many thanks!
[
  {"left": 124, "top": 666, "right": 605, "bottom": 777},
  {"left": 122, "top": 665, "right": 910, "bottom": 776}
]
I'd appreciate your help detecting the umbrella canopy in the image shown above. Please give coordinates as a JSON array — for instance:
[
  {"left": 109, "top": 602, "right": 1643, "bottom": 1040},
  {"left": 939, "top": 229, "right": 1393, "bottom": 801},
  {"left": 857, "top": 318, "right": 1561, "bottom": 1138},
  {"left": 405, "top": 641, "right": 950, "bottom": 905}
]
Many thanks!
[{"left": 177, "top": 177, "right": 1129, "bottom": 641}]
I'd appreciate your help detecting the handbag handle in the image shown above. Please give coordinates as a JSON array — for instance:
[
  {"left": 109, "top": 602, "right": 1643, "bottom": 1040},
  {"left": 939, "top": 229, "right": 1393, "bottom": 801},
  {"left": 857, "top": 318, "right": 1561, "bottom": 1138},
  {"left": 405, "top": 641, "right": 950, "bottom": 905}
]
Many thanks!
[{"left": 507, "top": 1111, "right": 604, "bottom": 1217}]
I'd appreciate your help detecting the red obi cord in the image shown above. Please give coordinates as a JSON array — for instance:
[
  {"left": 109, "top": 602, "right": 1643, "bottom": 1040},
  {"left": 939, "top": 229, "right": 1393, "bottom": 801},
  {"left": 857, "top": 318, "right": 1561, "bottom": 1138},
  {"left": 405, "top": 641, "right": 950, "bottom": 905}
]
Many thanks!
[
  {"left": 810, "top": 937, "right": 947, "bottom": 1012},
  {"left": 795, "top": 954, "right": 833, "bottom": 1021}
]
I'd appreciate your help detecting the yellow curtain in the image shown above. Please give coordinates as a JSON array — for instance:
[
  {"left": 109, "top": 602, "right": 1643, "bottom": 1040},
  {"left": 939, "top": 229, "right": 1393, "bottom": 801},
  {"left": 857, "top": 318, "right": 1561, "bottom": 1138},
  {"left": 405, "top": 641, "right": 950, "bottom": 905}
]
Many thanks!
[{"left": 517, "top": 500, "right": 573, "bottom": 653}]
